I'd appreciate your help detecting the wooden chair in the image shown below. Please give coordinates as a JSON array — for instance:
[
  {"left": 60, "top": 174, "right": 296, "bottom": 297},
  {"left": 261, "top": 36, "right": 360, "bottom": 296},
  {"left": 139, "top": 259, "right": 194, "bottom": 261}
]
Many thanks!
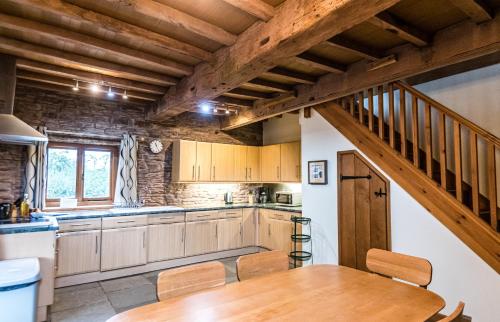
[
  {"left": 437, "top": 302, "right": 465, "bottom": 322},
  {"left": 366, "top": 248, "right": 432, "bottom": 288},
  {"left": 156, "top": 261, "right": 226, "bottom": 301},
  {"left": 236, "top": 250, "right": 289, "bottom": 281}
]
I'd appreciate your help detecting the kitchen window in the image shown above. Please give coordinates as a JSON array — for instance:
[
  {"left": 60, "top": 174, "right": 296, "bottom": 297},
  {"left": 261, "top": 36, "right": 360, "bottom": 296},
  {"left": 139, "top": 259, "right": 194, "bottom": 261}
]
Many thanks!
[{"left": 45, "top": 143, "right": 118, "bottom": 207}]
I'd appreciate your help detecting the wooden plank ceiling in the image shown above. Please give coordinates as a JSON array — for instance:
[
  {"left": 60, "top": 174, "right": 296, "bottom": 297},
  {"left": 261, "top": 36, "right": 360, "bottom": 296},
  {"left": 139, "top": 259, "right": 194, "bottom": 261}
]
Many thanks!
[{"left": 0, "top": 0, "right": 498, "bottom": 116}]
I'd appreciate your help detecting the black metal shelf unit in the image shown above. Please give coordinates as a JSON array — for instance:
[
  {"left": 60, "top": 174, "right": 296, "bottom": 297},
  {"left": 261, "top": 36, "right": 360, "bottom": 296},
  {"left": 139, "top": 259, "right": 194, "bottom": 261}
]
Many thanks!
[{"left": 290, "top": 215, "right": 312, "bottom": 268}]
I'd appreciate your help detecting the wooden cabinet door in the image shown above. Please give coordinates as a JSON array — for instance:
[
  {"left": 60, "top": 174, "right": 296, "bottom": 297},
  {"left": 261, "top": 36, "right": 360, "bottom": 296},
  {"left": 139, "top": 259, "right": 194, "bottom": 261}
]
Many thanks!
[
  {"left": 234, "top": 145, "right": 247, "bottom": 182},
  {"left": 101, "top": 226, "right": 147, "bottom": 271},
  {"left": 196, "top": 141, "right": 212, "bottom": 181},
  {"left": 217, "top": 218, "right": 242, "bottom": 251},
  {"left": 173, "top": 140, "right": 197, "bottom": 182},
  {"left": 261, "top": 144, "right": 281, "bottom": 182},
  {"left": 258, "top": 211, "right": 272, "bottom": 249},
  {"left": 242, "top": 208, "right": 257, "bottom": 247},
  {"left": 56, "top": 230, "right": 101, "bottom": 277},
  {"left": 148, "top": 223, "right": 185, "bottom": 262},
  {"left": 269, "top": 219, "right": 292, "bottom": 254},
  {"left": 281, "top": 141, "right": 301, "bottom": 182},
  {"left": 211, "top": 143, "right": 234, "bottom": 181},
  {"left": 185, "top": 220, "right": 218, "bottom": 256},
  {"left": 246, "top": 146, "right": 261, "bottom": 182}
]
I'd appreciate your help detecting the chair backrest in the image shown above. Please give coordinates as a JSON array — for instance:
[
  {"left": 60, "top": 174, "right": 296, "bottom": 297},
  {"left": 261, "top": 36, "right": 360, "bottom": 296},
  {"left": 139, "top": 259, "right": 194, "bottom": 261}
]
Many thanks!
[
  {"left": 438, "top": 302, "right": 465, "bottom": 322},
  {"left": 366, "top": 248, "right": 432, "bottom": 288},
  {"left": 157, "top": 261, "right": 226, "bottom": 301},
  {"left": 236, "top": 250, "right": 289, "bottom": 281}
]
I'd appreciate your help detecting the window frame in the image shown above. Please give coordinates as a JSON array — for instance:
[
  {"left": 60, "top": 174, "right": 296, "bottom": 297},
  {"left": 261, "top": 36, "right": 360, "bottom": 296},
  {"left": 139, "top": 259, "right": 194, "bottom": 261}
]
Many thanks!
[{"left": 45, "top": 142, "right": 118, "bottom": 208}]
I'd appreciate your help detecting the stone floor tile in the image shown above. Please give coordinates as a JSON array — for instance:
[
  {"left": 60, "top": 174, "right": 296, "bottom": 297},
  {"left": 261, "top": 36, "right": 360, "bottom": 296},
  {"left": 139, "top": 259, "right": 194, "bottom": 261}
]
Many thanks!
[
  {"left": 50, "top": 299, "right": 115, "bottom": 322},
  {"left": 113, "top": 299, "right": 157, "bottom": 314},
  {"left": 106, "top": 284, "right": 157, "bottom": 312},
  {"left": 54, "top": 282, "right": 100, "bottom": 295},
  {"left": 52, "top": 286, "right": 107, "bottom": 313},
  {"left": 100, "top": 275, "right": 152, "bottom": 293}
]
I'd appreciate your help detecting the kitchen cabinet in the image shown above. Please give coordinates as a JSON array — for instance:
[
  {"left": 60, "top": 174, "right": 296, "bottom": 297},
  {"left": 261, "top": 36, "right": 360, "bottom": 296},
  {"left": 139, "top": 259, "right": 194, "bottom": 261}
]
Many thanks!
[
  {"left": 234, "top": 145, "right": 247, "bottom": 182},
  {"left": 261, "top": 144, "right": 281, "bottom": 182},
  {"left": 258, "top": 211, "right": 272, "bottom": 249},
  {"left": 247, "top": 146, "right": 261, "bottom": 182},
  {"left": 172, "top": 140, "right": 212, "bottom": 182},
  {"left": 196, "top": 141, "right": 212, "bottom": 181},
  {"left": 56, "top": 230, "right": 101, "bottom": 277},
  {"left": 269, "top": 219, "right": 293, "bottom": 255},
  {"left": 280, "top": 141, "right": 301, "bottom": 182},
  {"left": 148, "top": 223, "right": 185, "bottom": 262},
  {"left": 217, "top": 217, "right": 242, "bottom": 250},
  {"left": 185, "top": 220, "right": 218, "bottom": 256},
  {"left": 211, "top": 143, "right": 234, "bottom": 181},
  {"left": 101, "top": 226, "right": 147, "bottom": 271},
  {"left": 242, "top": 208, "right": 257, "bottom": 247}
]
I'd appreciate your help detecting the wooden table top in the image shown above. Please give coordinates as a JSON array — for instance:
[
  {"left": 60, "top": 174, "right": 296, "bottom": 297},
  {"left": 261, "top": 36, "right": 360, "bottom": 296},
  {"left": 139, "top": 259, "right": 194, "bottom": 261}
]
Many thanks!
[{"left": 108, "top": 264, "right": 445, "bottom": 322}]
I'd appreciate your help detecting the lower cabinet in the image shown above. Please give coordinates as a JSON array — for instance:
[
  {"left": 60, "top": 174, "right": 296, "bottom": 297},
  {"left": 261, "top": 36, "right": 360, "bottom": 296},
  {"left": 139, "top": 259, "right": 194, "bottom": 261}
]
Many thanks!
[
  {"left": 242, "top": 208, "right": 257, "bottom": 247},
  {"left": 258, "top": 213, "right": 272, "bottom": 249},
  {"left": 269, "top": 219, "right": 293, "bottom": 255},
  {"left": 185, "top": 220, "right": 218, "bottom": 256},
  {"left": 217, "top": 217, "right": 242, "bottom": 251},
  {"left": 101, "top": 226, "right": 147, "bottom": 271},
  {"left": 148, "top": 223, "right": 186, "bottom": 262},
  {"left": 56, "top": 230, "right": 101, "bottom": 277}
]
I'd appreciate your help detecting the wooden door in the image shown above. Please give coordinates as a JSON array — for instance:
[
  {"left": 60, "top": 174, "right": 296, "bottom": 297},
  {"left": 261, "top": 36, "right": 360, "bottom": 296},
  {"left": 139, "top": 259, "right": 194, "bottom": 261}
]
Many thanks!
[
  {"left": 281, "top": 141, "right": 301, "bottom": 182},
  {"left": 269, "top": 219, "right": 292, "bottom": 254},
  {"left": 173, "top": 140, "right": 197, "bottom": 182},
  {"left": 217, "top": 218, "right": 242, "bottom": 250},
  {"left": 338, "top": 151, "right": 390, "bottom": 271},
  {"left": 261, "top": 144, "right": 281, "bottom": 182},
  {"left": 56, "top": 230, "right": 101, "bottom": 277},
  {"left": 242, "top": 208, "right": 257, "bottom": 247},
  {"left": 211, "top": 143, "right": 234, "bottom": 182},
  {"left": 234, "top": 145, "right": 247, "bottom": 182},
  {"left": 148, "top": 223, "right": 185, "bottom": 262},
  {"left": 196, "top": 142, "right": 212, "bottom": 181},
  {"left": 101, "top": 226, "right": 147, "bottom": 271},
  {"left": 185, "top": 220, "right": 218, "bottom": 256},
  {"left": 247, "top": 146, "right": 261, "bottom": 182}
]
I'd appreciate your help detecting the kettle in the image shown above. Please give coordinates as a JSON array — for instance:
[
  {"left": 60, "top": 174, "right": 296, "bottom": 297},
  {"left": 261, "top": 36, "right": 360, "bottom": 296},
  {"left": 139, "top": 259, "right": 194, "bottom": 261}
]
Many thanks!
[{"left": 224, "top": 192, "right": 233, "bottom": 204}]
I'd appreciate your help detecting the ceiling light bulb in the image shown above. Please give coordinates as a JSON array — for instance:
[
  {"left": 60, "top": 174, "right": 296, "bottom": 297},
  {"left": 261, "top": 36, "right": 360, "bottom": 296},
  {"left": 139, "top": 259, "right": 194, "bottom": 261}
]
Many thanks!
[
  {"left": 213, "top": 108, "right": 218, "bottom": 113},
  {"left": 200, "top": 102, "right": 211, "bottom": 113},
  {"left": 225, "top": 109, "right": 230, "bottom": 115},
  {"left": 107, "top": 87, "right": 115, "bottom": 98},
  {"left": 72, "top": 80, "right": 79, "bottom": 91},
  {"left": 123, "top": 90, "right": 128, "bottom": 100},
  {"left": 90, "top": 83, "right": 100, "bottom": 93}
]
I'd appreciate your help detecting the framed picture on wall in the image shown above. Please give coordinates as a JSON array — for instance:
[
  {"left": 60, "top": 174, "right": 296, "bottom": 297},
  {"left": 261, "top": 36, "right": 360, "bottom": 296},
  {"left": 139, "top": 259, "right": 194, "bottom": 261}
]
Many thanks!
[{"left": 308, "top": 160, "right": 328, "bottom": 185}]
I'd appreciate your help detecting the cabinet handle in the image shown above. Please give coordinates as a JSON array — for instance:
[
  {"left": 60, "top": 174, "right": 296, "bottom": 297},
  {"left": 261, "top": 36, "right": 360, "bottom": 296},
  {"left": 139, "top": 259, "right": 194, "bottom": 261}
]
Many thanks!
[
  {"left": 158, "top": 216, "right": 174, "bottom": 220},
  {"left": 268, "top": 224, "right": 271, "bottom": 236},
  {"left": 245, "top": 167, "right": 248, "bottom": 180},
  {"left": 192, "top": 165, "right": 195, "bottom": 180},
  {"left": 117, "top": 220, "right": 135, "bottom": 224},
  {"left": 143, "top": 231, "right": 146, "bottom": 248},
  {"left": 70, "top": 223, "right": 92, "bottom": 227},
  {"left": 213, "top": 166, "right": 216, "bottom": 180},
  {"left": 182, "top": 227, "right": 185, "bottom": 243},
  {"left": 95, "top": 235, "right": 99, "bottom": 254},
  {"left": 277, "top": 166, "right": 280, "bottom": 180},
  {"left": 249, "top": 168, "right": 252, "bottom": 180},
  {"left": 198, "top": 165, "right": 201, "bottom": 181},
  {"left": 240, "top": 223, "right": 242, "bottom": 236},
  {"left": 296, "top": 165, "right": 299, "bottom": 179},
  {"left": 215, "top": 223, "right": 218, "bottom": 238},
  {"left": 197, "top": 214, "right": 211, "bottom": 218}
]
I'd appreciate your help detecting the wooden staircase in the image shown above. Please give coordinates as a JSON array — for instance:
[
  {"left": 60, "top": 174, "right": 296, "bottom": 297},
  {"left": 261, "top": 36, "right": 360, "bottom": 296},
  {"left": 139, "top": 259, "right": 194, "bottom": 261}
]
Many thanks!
[{"left": 314, "top": 81, "right": 500, "bottom": 272}]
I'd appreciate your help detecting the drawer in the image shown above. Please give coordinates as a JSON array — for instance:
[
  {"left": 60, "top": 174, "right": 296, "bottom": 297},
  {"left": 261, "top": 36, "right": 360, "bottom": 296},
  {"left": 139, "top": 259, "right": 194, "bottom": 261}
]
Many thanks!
[
  {"left": 102, "top": 215, "right": 148, "bottom": 229},
  {"left": 264, "top": 210, "right": 297, "bottom": 221},
  {"left": 218, "top": 209, "right": 243, "bottom": 219},
  {"left": 148, "top": 212, "right": 185, "bottom": 225},
  {"left": 186, "top": 210, "right": 219, "bottom": 222},
  {"left": 58, "top": 218, "right": 102, "bottom": 232}
]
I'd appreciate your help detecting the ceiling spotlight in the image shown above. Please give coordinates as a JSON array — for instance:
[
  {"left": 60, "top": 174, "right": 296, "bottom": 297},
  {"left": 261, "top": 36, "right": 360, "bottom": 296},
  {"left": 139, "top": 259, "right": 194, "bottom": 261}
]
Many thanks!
[
  {"left": 72, "top": 80, "right": 79, "bottom": 91},
  {"left": 107, "top": 86, "right": 115, "bottom": 98},
  {"left": 90, "top": 83, "right": 100, "bottom": 93},
  {"left": 225, "top": 109, "right": 230, "bottom": 115},
  {"left": 122, "top": 90, "right": 128, "bottom": 100},
  {"left": 213, "top": 108, "right": 218, "bottom": 113},
  {"left": 200, "top": 102, "right": 211, "bottom": 113}
]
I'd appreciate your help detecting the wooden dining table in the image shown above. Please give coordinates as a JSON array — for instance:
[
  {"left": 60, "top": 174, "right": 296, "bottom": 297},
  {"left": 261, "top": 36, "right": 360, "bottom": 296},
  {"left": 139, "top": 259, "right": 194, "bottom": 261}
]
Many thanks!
[{"left": 107, "top": 264, "right": 445, "bottom": 322}]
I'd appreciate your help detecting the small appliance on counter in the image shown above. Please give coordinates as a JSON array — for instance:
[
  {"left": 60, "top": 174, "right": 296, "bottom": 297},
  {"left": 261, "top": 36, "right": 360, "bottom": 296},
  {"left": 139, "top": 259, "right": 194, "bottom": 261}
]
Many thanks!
[
  {"left": 0, "top": 203, "right": 12, "bottom": 219},
  {"left": 255, "top": 187, "right": 270, "bottom": 204},
  {"left": 224, "top": 192, "right": 233, "bottom": 204},
  {"left": 275, "top": 191, "right": 302, "bottom": 206}
]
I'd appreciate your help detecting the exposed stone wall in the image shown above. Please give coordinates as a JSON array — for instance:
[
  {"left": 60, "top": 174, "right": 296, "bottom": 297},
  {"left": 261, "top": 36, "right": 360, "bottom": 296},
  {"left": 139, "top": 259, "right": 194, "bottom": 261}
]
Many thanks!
[{"left": 0, "top": 85, "right": 263, "bottom": 205}]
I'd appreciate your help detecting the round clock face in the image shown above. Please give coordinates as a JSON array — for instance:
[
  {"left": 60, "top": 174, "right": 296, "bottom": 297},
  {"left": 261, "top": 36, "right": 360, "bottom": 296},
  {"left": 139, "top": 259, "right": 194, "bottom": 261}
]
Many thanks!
[{"left": 149, "top": 139, "right": 163, "bottom": 154}]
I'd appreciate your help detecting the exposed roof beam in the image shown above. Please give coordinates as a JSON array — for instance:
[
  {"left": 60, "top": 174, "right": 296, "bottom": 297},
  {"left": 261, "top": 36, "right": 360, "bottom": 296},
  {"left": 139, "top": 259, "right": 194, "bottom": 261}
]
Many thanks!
[
  {"left": 2, "top": 0, "right": 212, "bottom": 62},
  {"left": 222, "top": 14, "right": 500, "bottom": 129},
  {"left": 67, "top": 0, "right": 237, "bottom": 46},
  {"left": 244, "top": 79, "right": 294, "bottom": 93},
  {"left": 253, "top": 91, "right": 297, "bottom": 109},
  {"left": 212, "top": 96, "right": 254, "bottom": 107},
  {"left": 224, "top": 88, "right": 272, "bottom": 100},
  {"left": 0, "top": 36, "right": 177, "bottom": 86},
  {"left": 0, "top": 13, "right": 192, "bottom": 77},
  {"left": 367, "top": 12, "right": 431, "bottom": 47},
  {"left": 324, "top": 36, "right": 384, "bottom": 60},
  {"left": 293, "top": 53, "right": 346, "bottom": 74},
  {"left": 221, "top": 0, "right": 275, "bottom": 21},
  {"left": 263, "top": 67, "right": 317, "bottom": 84},
  {"left": 451, "top": 0, "right": 494, "bottom": 23},
  {"left": 16, "top": 59, "right": 165, "bottom": 94}
]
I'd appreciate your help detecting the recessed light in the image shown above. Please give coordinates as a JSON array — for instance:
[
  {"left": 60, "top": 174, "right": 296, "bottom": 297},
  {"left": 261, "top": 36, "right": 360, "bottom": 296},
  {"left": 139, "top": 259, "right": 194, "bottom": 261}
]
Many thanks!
[{"left": 90, "top": 83, "right": 100, "bottom": 93}]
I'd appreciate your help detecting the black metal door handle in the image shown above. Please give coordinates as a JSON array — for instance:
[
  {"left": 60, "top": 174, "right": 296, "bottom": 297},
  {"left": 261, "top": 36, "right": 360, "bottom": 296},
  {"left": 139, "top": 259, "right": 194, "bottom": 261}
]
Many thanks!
[{"left": 374, "top": 188, "right": 387, "bottom": 197}]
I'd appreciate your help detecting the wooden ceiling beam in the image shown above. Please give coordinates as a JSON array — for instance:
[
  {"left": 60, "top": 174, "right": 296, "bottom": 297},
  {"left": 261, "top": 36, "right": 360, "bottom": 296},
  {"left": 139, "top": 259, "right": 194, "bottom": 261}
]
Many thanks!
[
  {"left": 221, "top": 0, "right": 275, "bottom": 21},
  {"left": 253, "top": 91, "right": 297, "bottom": 109},
  {"left": 451, "top": 0, "right": 494, "bottom": 23},
  {"left": 224, "top": 88, "right": 272, "bottom": 100},
  {"left": 2, "top": 0, "right": 212, "bottom": 62},
  {"left": 212, "top": 96, "right": 254, "bottom": 107},
  {"left": 149, "top": 0, "right": 402, "bottom": 119},
  {"left": 264, "top": 67, "right": 317, "bottom": 84},
  {"left": 67, "top": 0, "right": 237, "bottom": 46},
  {"left": 0, "top": 12, "right": 192, "bottom": 76},
  {"left": 244, "top": 79, "right": 294, "bottom": 93},
  {"left": 293, "top": 53, "right": 346, "bottom": 74},
  {"left": 0, "top": 36, "right": 177, "bottom": 86},
  {"left": 221, "top": 14, "right": 500, "bottom": 129},
  {"left": 16, "top": 59, "right": 165, "bottom": 94},
  {"left": 367, "top": 12, "right": 431, "bottom": 47},
  {"left": 324, "top": 36, "right": 384, "bottom": 60}
]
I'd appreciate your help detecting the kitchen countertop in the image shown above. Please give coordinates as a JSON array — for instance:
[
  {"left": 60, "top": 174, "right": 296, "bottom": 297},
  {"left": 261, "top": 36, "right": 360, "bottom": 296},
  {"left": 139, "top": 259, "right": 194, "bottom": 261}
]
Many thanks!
[{"left": 0, "top": 216, "right": 59, "bottom": 235}]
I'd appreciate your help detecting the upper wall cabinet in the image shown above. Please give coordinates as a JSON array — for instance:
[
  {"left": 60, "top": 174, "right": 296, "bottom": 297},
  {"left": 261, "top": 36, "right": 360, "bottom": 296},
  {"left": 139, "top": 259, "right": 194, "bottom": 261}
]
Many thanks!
[
  {"left": 172, "top": 140, "right": 212, "bottom": 182},
  {"left": 212, "top": 143, "right": 235, "bottom": 182},
  {"left": 281, "top": 142, "right": 301, "bottom": 182},
  {"left": 246, "top": 146, "right": 261, "bottom": 182},
  {"left": 261, "top": 144, "right": 281, "bottom": 182}
]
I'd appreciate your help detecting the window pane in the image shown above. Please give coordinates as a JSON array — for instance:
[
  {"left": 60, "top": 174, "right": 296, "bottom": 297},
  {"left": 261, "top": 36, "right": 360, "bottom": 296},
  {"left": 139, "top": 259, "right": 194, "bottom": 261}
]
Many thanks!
[
  {"left": 83, "top": 150, "right": 111, "bottom": 199},
  {"left": 47, "top": 148, "right": 78, "bottom": 199}
]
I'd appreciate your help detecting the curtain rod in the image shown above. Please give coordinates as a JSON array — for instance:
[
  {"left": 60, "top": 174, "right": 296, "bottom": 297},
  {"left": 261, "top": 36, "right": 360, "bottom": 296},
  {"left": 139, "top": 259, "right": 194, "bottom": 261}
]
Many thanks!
[{"left": 46, "top": 130, "right": 123, "bottom": 141}]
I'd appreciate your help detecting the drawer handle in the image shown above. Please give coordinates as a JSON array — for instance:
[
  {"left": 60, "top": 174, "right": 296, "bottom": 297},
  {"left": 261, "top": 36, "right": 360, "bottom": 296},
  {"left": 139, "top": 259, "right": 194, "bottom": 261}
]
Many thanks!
[
  {"left": 117, "top": 220, "right": 136, "bottom": 224},
  {"left": 158, "top": 217, "right": 175, "bottom": 220},
  {"left": 196, "top": 214, "right": 211, "bottom": 218},
  {"left": 70, "top": 223, "right": 92, "bottom": 227}
]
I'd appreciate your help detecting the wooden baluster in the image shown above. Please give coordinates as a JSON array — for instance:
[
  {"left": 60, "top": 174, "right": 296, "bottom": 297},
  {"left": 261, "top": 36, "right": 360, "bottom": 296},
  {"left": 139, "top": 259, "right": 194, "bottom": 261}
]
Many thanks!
[
  {"left": 453, "top": 121, "right": 463, "bottom": 203},
  {"left": 378, "top": 85, "right": 384, "bottom": 140},
  {"left": 438, "top": 112, "right": 447, "bottom": 189},
  {"left": 350, "top": 94, "right": 355, "bottom": 116},
  {"left": 470, "top": 132, "right": 479, "bottom": 215},
  {"left": 487, "top": 143, "right": 497, "bottom": 230},
  {"left": 424, "top": 103, "right": 432, "bottom": 178},
  {"left": 368, "top": 88, "right": 374, "bottom": 132},
  {"left": 412, "top": 95, "right": 419, "bottom": 168},
  {"left": 358, "top": 91, "right": 364, "bottom": 124},
  {"left": 388, "top": 83, "right": 395, "bottom": 149},
  {"left": 399, "top": 88, "right": 407, "bottom": 158}
]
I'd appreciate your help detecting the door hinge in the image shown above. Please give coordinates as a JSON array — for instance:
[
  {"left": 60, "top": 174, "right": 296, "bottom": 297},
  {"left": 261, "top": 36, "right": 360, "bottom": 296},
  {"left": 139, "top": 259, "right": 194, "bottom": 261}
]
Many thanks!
[{"left": 340, "top": 174, "right": 372, "bottom": 181}]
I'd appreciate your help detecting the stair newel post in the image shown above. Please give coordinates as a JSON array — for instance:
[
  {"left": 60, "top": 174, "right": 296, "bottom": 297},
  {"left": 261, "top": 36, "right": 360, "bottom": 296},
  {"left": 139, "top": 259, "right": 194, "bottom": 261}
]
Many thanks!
[
  {"left": 470, "top": 131, "right": 479, "bottom": 215},
  {"left": 424, "top": 103, "right": 433, "bottom": 178},
  {"left": 368, "top": 87, "right": 374, "bottom": 132},
  {"left": 388, "top": 83, "right": 395, "bottom": 149},
  {"left": 438, "top": 111, "right": 447, "bottom": 190},
  {"left": 487, "top": 143, "right": 497, "bottom": 230},
  {"left": 399, "top": 87, "right": 407, "bottom": 158},
  {"left": 412, "top": 95, "right": 420, "bottom": 168},
  {"left": 453, "top": 120, "right": 463, "bottom": 203},
  {"left": 378, "top": 85, "right": 384, "bottom": 140},
  {"left": 358, "top": 90, "right": 364, "bottom": 124}
]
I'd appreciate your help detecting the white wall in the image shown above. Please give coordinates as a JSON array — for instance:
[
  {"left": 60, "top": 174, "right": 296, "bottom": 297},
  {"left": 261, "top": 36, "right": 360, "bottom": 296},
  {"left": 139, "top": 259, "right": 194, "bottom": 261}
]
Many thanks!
[
  {"left": 300, "top": 109, "right": 500, "bottom": 321},
  {"left": 263, "top": 113, "right": 300, "bottom": 145}
]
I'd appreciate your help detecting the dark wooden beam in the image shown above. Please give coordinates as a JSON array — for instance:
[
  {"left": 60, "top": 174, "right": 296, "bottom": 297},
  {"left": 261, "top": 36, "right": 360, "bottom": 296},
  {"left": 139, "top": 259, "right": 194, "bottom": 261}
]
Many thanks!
[
  {"left": 264, "top": 67, "right": 317, "bottom": 84},
  {"left": 224, "top": 88, "right": 272, "bottom": 100},
  {"left": 244, "top": 79, "right": 294, "bottom": 93},
  {"left": 293, "top": 53, "right": 346, "bottom": 74},
  {"left": 451, "top": 0, "right": 494, "bottom": 23},
  {"left": 367, "top": 12, "right": 431, "bottom": 47},
  {"left": 212, "top": 96, "right": 254, "bottom": 107},
  {"left": 221, "top": 0, "right": 275, "bottom": 21},
  {"left": 324, "top": 36, "right": 384, "bottom": 60},
  {"left": 253, "top": 91, "right": 297, "bottom": 109}
]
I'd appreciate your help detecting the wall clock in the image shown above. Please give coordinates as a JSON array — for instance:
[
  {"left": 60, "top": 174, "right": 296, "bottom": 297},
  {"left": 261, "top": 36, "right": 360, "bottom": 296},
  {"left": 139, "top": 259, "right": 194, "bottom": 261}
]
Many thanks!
[{"left": 149, "top": 139, "right": 163, "bottom": 154}]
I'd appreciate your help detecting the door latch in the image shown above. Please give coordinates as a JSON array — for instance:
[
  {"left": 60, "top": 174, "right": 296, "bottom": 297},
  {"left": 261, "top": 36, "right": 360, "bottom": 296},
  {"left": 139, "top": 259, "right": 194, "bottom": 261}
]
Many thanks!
[{"left": 374, "top": 188, "right": 387, "bottom": 198}]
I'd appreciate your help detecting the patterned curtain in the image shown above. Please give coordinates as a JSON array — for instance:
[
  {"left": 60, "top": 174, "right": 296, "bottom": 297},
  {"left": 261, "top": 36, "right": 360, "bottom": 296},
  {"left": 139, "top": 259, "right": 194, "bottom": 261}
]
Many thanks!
[
  {"left": 24, "top": 126, "right": 48, "bottom": 210},
  {"left": 114, "top": 134, "right": 138, "bottom": 205}
]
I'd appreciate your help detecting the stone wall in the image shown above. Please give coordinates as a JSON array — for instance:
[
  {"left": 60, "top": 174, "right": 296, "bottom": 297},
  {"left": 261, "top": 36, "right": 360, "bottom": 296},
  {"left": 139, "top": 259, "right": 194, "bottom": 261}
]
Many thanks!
[{"left": 0, "top": 85, "right": 263, "bottom": 206}]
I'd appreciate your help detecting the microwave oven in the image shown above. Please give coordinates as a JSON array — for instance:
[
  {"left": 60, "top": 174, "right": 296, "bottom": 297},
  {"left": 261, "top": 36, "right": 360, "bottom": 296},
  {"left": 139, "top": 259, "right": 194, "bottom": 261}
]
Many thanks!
[{"left": 275, "top": 192, "right": 302, "bottom": 206}]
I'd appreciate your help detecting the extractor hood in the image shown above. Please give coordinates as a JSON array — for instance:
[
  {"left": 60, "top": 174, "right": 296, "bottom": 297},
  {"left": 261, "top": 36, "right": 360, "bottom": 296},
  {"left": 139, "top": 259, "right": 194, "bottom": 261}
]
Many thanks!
[{"left": 0, "top": 54, "right": 47, "bottom": 145}]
